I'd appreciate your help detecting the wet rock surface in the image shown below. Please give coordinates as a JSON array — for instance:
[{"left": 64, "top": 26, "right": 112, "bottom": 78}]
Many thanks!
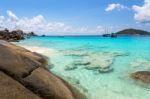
[
  {"left": 131, "top": 71, "right": 150, "bottom": 84},
  {"left": 0, "top": 40, "right": 85, "bottom": 99}
]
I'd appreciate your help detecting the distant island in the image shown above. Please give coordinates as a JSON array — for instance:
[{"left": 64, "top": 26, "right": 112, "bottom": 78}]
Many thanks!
[
  {"left": 116, "top": 28, "right": 150, "bottom": 36},
  {"left": 102, "top": 28, "right": 150, "bottom": 37}
]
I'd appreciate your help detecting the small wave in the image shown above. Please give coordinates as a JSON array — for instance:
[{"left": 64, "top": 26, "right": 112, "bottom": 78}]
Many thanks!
[{"left": 17, "top": 45, "right": 59, "bottom": 57}]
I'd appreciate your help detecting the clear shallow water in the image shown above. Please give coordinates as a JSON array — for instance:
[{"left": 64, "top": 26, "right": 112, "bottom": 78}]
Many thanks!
[{"left": 16, "top": 36, "right": 150, "bottom": 99}]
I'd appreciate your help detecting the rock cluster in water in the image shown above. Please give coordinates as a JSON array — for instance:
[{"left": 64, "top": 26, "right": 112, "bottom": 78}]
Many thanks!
[
  {"left": 63, "top": 48, "right": 127, "bottom": 73},
  {"left": 0, "top": 28, "right": 36, "bottom": 42},
  {"left": 0, "top": 40, "right": 85, "bottom": 99},
  {"left": 131, "top": 71, "right": 150, "bottom": 84}
]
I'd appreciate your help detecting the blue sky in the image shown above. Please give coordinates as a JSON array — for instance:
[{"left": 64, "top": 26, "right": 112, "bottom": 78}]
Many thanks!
[{"left": 0, "top": 0, "right": 149, "bottom": 35}]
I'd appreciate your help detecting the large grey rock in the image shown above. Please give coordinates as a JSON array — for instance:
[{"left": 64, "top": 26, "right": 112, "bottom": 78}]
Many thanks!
[
  {"left": 0, "top": 42, "right": 41, "bottom": 78},
  {"left": 0, "top": 71, "right": 41, "bottom": 99},
  {"left": 24, "top": 67, "right": 75, "bottom": 99},
  {"left": 0, "top": 40, "right": 86, "bottom": 99}
]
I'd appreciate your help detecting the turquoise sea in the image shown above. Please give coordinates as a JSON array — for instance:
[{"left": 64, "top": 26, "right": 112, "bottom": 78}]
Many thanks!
[{"left": 16, "top": 36, "right": 150, "bottom": 99}]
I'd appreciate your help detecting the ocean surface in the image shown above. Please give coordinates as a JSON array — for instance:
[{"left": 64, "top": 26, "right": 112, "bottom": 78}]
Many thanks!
[{"left": 15, "top": 36, "right": 150, "bottom": 99}]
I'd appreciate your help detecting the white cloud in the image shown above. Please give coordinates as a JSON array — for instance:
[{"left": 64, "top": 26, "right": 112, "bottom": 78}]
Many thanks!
[
  {"left": 14, "top": 15, "right": 45, "bottom": 32},
  {"left": 105, "top": 3, "right": 129, "bottom": 12},
  {"left": 7, "top": 10, "right": 19, "bottom": 22},
  {"left": 0, "top": 10, "right": 106, "bottom": 35},
  {"left": 132, "top": 0, "right": 150, "bottom": 23},
  {"left": 0, "top": 15, "right": 4, "bottom": 24}
]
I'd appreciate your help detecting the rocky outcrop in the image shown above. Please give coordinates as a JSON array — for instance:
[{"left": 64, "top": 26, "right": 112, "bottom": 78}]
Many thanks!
[
  {"left": 0, "top": 28, "right": 36, "bottom": 42},
  {"left": 131, "top": 71, "right": 150, "bottom": 84},
  {"left": 0, "top": 40, "right": 85, "bottom": 99}
]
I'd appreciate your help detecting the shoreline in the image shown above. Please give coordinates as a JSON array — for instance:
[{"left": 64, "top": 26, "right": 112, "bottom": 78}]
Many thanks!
[
  {"left": 1, "top": 30, "right": 150, "bottom": 99},
  {"left": 15, "top": 36, "right": 150, "bottom": 99}
]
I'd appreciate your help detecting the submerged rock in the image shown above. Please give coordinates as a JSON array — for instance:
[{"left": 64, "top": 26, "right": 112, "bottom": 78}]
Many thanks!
[
  {"left": 66, "top": 77, "right": 88, "bottom": 94},
  {"left": 62, "top": 48, "right": 90, "bottom": 57},
  {"left": 131, "top": 71, "right": 150, "bottom": 84},
  {"left": 73, "top": 60, "right": 91, "bottom": 66},
  {"left": 48, "top": 63, "right": 55, "bottom": 69},
  {"left": 98, "top": 67, "right": 114, "bottom": 73},
  {"left": 84, "top": 51, "right": 127, "bottom": 73},
  {"left": 66, "top": 77, "right": 80, "bottom": 85},
  {"left": 85, "top": 65, "right": 100, "bottom": 70},
  {"left": 65, "top": 64, "right": 78, "bottom": 71},
  {"left": 0, "top": 40, "right": 86, "bottom": 99},
  {"left": 84, "top": 53, "right": 114, "bottom": 72},
  {"left": 65, "top": 59, "right": 91, "bottom": 71},
  {"left": 64, "top": 50, "right": 126, "bottom": 73}
]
